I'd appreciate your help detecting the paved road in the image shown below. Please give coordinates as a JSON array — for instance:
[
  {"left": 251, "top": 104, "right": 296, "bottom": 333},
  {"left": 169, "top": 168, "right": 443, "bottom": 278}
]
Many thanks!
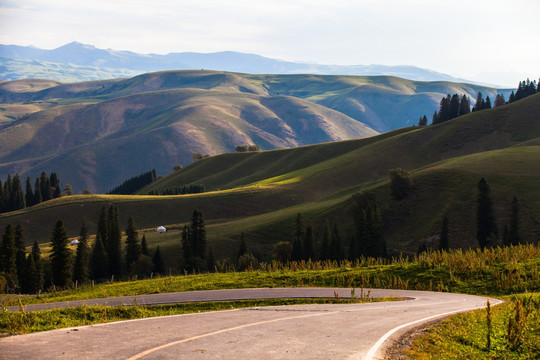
[{"left": 1, "top": 288, "right": 501, "bottom": 359}]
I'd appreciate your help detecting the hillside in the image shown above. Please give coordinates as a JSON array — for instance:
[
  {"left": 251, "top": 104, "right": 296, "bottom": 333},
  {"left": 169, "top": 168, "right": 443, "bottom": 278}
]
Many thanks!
[
  {"left": 1, "top": 93, "right": 539, "bottom": 259},
  {"left": 0, "top": 70, "right": 511, "bottom": 192}
]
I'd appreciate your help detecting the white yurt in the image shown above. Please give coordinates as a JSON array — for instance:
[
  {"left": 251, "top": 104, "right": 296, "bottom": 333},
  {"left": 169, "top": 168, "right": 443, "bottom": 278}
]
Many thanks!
[
  {"left": 70, "top": 239, "right": 80, "bottom": 246},
  {"left": 157, "top": 226, "right": 167, "bottom": 233}
]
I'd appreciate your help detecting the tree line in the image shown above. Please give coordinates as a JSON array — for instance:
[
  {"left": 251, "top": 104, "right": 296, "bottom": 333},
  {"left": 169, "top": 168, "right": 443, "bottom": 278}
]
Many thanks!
[
  {"left": 107, "top": 169, "right": 157, "bottom": 195},
  {"left": 0, "top": 172, "right": 66, "bottom": 214},
  {"left": 419, "top": 77, "right": 539, "bottom": 127},
  {"left": 147, "top": 184, "right": 205, "bottom": 196}
]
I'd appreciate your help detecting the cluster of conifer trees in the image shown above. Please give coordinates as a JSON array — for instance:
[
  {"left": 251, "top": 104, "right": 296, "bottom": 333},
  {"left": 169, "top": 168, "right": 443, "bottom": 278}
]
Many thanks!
[
  {"left": 107, "top": 169, "right": 157, "bottom": 195},
  {"left": 419, "top": 78, "right": 539, "bottom": 127},
  {"left": 147, "top": 184, "right": 205, "bottom": 196},
  {"left": 0, "top": 172, "right": 64, "bottom": 213},
  {"left": 0, "top": 224, "right": 43, "bottom": 293},
  {"left": 508, "top": 78, "right": 539, "bottom": 103},
  {"left": 181, "top": 210, "right": 212, "bottom": 271}
]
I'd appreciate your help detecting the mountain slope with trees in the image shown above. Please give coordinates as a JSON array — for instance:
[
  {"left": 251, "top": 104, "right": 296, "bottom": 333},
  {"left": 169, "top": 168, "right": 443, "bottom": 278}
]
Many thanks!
[
  {"left": 0, "top": 70, "right": 512, "bottom": 192},
  {"left": 1, "top": 93, "right": 539, "bottom": 262}
]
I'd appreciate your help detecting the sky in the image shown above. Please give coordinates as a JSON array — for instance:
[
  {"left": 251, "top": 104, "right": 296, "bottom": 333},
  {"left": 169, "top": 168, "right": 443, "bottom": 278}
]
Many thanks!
[{"left": 0, "top": 0, "right": 538, "bottom": 87}]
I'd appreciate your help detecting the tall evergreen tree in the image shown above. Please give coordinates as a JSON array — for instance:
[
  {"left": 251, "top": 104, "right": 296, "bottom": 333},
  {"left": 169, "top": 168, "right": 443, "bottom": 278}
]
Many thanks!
[
  {"left": 181, "top": 224, "right": 192, "bottom": 268},
  {"left": 90, "top": 233, "right": 108, "bottom": 280},
  {"left": 459, "top": 95, "right": 471, "bottom": 116},
  {"left": 476, "top": 178, "right": 497, "bottom": 249},
  {"left": 14, "top": 224, "right": 26, "bottom": 286},
  {"left": 449, "top": 94, "right": 460, "bottom": 119},
  {"left": 72, "top": 221, "right": 90, "bottom": 284},
  {"left": 141, "top": 235, "right": 149, "bottom": 256},
  {"left": 484, "top": 96, "right": 492, "bottom": 109},
  {"left": 39, "top": 172, "right": 52, "bottom": 202},
  {"left": 25, "top": 177, "right": 34, "bottom": 207},
  {"left": 509, "top": 196, "right": 521, "bottom": 245},
  {"left": 107, "top": 206, "right": 122, "bottom": 277},
  {"left": 30, "top": 240, "right": 44, "bottom": 292},
  {"left": 9, "top": 174, "right": 25, "bottom": 211},
  {"left": 190, "top": 210, "right": 206, "bottom": 258},
  {"left": 125, "top": 217, "right": 141, "bottom": 273},
  {"left": 494, "top": 94, "right": 506, "bottom": 107},
  {"left": 34, "top": 177, "right": 42, "bottom": 205},
  {"left": 0, "top": 224, "right": 17, "bottom": 278},
  {"left": 418, "top": 115, "right": 428, "bottom": 126},
  {"left": 97, "top": 205, "right": 109, "bottom": 249},
  {"left": 473, "top": 92, "right": 485, "bottom": 112},
  {"left": 292, "top": 213, "right": 304, "bottom": 261},
  {"left": 352, "top": 191, "right": 386, "bottom": 259},
  {"left": 50, "top": 220, "right": 72, "bottom": 288},
  {"left": 439, "top": 216, "right": 449, "bottom": 251},
  {"left": 21, "top": 252, "right": 37, "bottom": 293},
  {"left": 152, "top": 246, "right": 165, "bottom": 274}
]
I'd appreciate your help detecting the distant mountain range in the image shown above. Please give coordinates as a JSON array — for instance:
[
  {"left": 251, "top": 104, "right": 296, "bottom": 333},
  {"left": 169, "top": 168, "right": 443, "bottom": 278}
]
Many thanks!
[
  {"left": 0, "top": 70, "right": 512, "bottom": 193},
  {"left": 0, "top": 42, "right": 474, "bottom": 83}
]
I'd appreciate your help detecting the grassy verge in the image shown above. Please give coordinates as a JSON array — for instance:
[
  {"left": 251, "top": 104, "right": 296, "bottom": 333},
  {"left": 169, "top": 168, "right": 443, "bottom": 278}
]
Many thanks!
[
  {"left": 0, "top": 296, "right": 388, "bottom": 335},
  {"left": 404, "top": 293, "right": 540, "bottom": 359},
  {"left": 2, "top": 244, "right": 538, "bottom": 307}
]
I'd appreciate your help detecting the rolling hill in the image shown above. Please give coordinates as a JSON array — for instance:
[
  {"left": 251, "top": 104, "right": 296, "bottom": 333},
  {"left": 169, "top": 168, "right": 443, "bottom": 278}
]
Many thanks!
[
  {"left": 0, "top": 70, "right": 512, "bottom": 193},
  {"left": 1, "top": 93, "right": 539, "bottom": 260}
]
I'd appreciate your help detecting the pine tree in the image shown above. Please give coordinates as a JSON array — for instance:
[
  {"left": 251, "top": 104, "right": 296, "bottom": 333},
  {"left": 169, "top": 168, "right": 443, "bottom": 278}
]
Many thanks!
[
  {"left": 181, "top": 224, "right": 192, "bottom": 268},
  {"left": 34, "top": 177, "right": 42, "bottom": 205},
  {"left": 39, "top": 172, "right": 52, "bottom": 202},
  {"left": 72, "top": 221, "right": 90, "bottom": 284},
  {"left": 303, "top": 224, "right": 315, "bottom": 260},
  {"left": 494, "top": 94, "right": 506, "bottom": 107},
  {"left": 418, "top": 115, "right": 428, "bottom": 126},
  {"left": 449, "top": 94, "right": 460, "bottom": 120},
  {"left": 0, "top": 224, "right": 17, "bottom": 278},
  {"left": 509, "top": 91, "right": 515, "bottom": 103},
  {"left": 30, "top": 240, "right": 44, "bottom": 292},
  {"left": 125, "top": 217, "right": 141, "bottom": 273},
  {"left": 50, "top": 220, "right": 72, "bottom": 288},
  {"left": 14, "top": 224, "right": 26, "bottom": 286},
  {"left": 90, "top": 233, "right": 108, "bottom": 280},
  {"left": 473, "top": 92, "right": 485, "bottom": 112},
  {"left": 25, "top": 177, "right": 34, "bottom": 207},
  {"left": 21, "top": 252, "right": 37, "bottom": 293},
  {"left": 10, "top": 174, "right": 25, "bottom": 211},
  {"left": 439, "top": 216, "right": 449, "bottom": 251},
  {"left": 107, "top": 206, "right": 122, "bottom": 277},
  {"left": 509, "top": 196, "right": 521, "bottom": 245},
  {"left": 206, "top": 247, "right": 216, "bottom": 272},
  {"left": 141, "top": 235, "right": 149, "bottom": 256},
  {"left": 484, "top": 96, "right": 492, "bottom": 109},
  {"left": 152, "top": 246, "right": 165, "bottom": 274},
  {"left": 50, "top": 172, "right": 62, "bottom": 198},
  {"left": 190, "top": 210, "right": 206, "bottom": 258},
  {"left": 352, "top": 191, "right": 386, "bottom": 259},
  {"left": 476, "top": 178, "right": 497, "bottom": 249},
  {"left": 97, "top": 205, "right": 108, "bottom": 249},
  {"left": 459, "top": 95, "right": 471, "bottom": 116}
]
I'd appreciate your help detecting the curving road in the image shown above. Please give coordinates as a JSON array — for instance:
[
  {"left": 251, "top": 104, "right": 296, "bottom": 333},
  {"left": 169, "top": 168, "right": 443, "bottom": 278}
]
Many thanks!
[{"left": 1, "top": 288, "right": 501, "bottom": 360}]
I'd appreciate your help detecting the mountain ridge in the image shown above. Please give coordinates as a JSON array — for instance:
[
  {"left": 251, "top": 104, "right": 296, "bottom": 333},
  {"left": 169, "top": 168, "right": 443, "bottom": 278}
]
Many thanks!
[{"left": 1, "top": 42, "right": 476, "bottom": 84}]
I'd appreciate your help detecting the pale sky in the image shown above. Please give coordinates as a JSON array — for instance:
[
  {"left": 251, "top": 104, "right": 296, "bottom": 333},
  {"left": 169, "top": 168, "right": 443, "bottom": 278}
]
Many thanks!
[{"left": 0, "top": 0, "right": 538, "bottom": 86}]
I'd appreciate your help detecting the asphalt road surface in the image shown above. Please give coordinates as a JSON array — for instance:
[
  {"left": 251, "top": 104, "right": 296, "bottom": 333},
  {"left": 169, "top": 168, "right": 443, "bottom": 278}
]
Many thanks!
[{"left": 1, "top": 288, "right": 501, "bottom": 359}]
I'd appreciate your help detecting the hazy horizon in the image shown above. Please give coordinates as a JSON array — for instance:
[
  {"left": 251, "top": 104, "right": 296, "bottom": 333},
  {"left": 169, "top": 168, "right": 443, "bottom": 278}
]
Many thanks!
[{"left": 1, "top": 0, "right": 538, "bottom": 87}]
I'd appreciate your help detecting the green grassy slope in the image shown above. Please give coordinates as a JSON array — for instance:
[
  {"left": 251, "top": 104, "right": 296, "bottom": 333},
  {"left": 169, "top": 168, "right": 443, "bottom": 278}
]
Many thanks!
[{"left": 1, "top": 94, "right": 539, "bottom": 259}]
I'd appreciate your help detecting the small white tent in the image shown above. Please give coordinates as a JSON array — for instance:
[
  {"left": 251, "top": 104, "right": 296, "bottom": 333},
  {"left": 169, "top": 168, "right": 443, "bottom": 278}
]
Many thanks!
[
  {"left": 70, "top": 239, "right": 80, "bottom": 246},
  {"left": 157, "top": 226, "right": 167, "bottom": 233}
]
